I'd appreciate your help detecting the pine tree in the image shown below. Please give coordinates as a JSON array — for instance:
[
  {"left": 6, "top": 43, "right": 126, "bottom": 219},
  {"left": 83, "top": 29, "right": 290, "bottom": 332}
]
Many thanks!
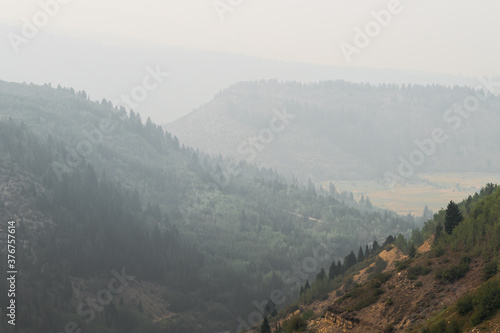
[
  {"left": 336, "top": 260, "right": 343, "bottom": 276},
  {"left": 316, "top": 267, "right": 326, "bottom": 281},
  {"left": 304, "top": 280, "right": 310, "bottom": 290},
  {"left": 261, "top": 316, "right": 271, "bottom": 333},
  {"left": 444, "top": 201, "right": 463, "bottom": 234},
  {"left": 344, "top": 250, "right": 357, "bottom": 270},
  {"left": 365, "top": 244, "right": 371, "bottom": 258},
  {"left": 365, "top": 196, "right": 373, "bottom": 208},
  {"left": 357, "top": 246, "right": 365, "bottom": 262},
  {"left": 408, "top": 243, "right": 416, "bottom": 258},
  {"left": 383, "top": 235, "right": 395, "bottom": 247},
  {"left": 329, "top": 261, "right": 336, "bottom": 280}
]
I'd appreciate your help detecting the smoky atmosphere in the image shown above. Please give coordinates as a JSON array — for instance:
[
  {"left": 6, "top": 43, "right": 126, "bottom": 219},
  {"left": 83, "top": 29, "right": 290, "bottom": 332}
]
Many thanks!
[{"left": 0, "top": 1, "right": 500, "bottom": 332}]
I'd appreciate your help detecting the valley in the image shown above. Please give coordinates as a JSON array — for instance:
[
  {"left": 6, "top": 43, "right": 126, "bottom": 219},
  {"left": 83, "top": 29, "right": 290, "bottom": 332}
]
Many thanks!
[{"left": 324, "top": 172, "right": 500, "bottom": 216}]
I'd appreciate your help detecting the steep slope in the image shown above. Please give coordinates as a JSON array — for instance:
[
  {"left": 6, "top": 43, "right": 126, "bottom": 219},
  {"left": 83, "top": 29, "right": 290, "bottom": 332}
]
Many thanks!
[
  {"left": 0, "top": 80, "right": 418, "bottom": 333},
  {"left": 258, "top": 185, "right": 500, "bottom": 333},
  {"left": 165, "top": 80, "right": 500, "bottom": 181}
]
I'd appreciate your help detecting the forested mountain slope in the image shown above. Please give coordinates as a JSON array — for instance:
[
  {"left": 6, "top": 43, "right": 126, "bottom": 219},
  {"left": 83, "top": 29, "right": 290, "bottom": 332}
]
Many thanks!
[
  {"left": 0, "top": 80, "right": 418, "bottom": 332},
  {"left": 166, "top": 80, "right": 500, "bottom": 181},
  {"left": 257, "top": 184, "right": 500, "bottom": 333}
]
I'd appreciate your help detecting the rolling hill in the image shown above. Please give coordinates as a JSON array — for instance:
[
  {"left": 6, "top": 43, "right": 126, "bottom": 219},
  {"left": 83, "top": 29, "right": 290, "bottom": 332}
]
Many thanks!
[{"left": 0, "top": 80, "right": 419, "bottom": 332}]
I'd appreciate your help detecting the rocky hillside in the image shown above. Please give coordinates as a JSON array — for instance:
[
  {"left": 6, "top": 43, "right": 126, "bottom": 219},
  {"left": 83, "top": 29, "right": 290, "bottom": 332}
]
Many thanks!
[{"left": 253, "top": 184, "right": 500, "bottom": 332}]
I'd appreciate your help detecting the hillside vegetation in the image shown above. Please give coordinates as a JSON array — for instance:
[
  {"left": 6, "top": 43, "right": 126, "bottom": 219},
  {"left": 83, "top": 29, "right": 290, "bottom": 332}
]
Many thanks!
[
  {"left": 255, "top": 184, "right": 500, "bottom": 332},
  {"left": 0, "top": 81, "right": 419, "bottom": 332},
  {"left": 166, "top": 80, "right": 500, "bottom": 181}
]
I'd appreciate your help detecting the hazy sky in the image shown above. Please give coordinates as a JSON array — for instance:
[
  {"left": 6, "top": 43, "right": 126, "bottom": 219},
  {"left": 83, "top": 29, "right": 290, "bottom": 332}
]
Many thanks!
[{"left": 2, "top": 0, "right": 500, "bottom": 77}]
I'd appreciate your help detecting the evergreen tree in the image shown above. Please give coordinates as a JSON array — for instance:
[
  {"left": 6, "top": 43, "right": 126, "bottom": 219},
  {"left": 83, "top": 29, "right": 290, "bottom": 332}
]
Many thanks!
[
  {"left": 261, "top": 316, "right": 271, "bottom": 333},
  {"left": 365, "top": 244, "right": 370, "bottom": 258},
  {"left": 372, "top": 240, "right": 380, "bottom": 253},
  {"left": 444, "top": 200, "right": 463, "bottom": 234},
  {"left": 316, "top": 267, "right": 326, "bottom": 281},
  {"left": 365, "top": 196, "right": 373, "bottom": 208},
  {"left": 328, "top": 261, "right": 336, "bottom": 280},
  {"left": 408, "top": 243, "right": 417, "bottom": 259},
  {"left": 336, "top": 260, "right": 343, "bottom": 276},
  {"left": 344, "top": 250, "right": 357, "bottom": 270},
  {"left": 304, "top": 280, "right": 311, "bottom": 290},
  {"left": 357, "top": 246, "right": 365, "bottom": 262},
  {"left": 383, "top": 235, "right": 395, "bottom": 247}
]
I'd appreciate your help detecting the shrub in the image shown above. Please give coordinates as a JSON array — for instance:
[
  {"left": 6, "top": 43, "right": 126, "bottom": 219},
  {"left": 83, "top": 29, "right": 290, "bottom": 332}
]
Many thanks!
[
  {"left": 435, "top": 263, "right": 469, "bottom": 284},
  {"left": 483, "top": 260, "right": 498, "bottom": 281},
  {"left": 396, "top": 259, "right": 413, "bottom": 272},
  {"left": 460, "top": 256, "right": 472, "bottom": 265},
  {"left": 470, "top": 280, "right": 500, "bottom": 325},
  {"left": 283, "top": 314, "right": 306, "bottom": 332},
  {"left": 414, "top": 280, "right": 423, "bottom": 288},
  {"left": 456, "top": 294, "right": 474, "bottom": 315},
  {"left": 302, "top": 309, "right": 315, "bottom": 321},
  {"left": 407, "top": 266, "right": 432, "bottom": 280},
  {"left": 431, "top": 245, "right": 445, "bottom": 258},
  {"left": 386, "top": 297, "right": 394, "bottom": 306}
]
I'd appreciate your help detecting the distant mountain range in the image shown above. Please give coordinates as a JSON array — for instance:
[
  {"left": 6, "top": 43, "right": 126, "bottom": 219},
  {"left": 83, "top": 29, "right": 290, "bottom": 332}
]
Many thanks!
[
  {"left": 165, "top": 80, "right": 500, "bottom": 182},
  {"left": 0, "top": 23, "right": 483, "bottom": 125}
]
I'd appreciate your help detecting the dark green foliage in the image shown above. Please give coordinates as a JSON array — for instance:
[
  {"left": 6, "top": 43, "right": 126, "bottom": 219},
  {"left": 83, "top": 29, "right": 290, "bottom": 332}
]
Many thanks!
[
  {"left": 358, "top": 246, "right": 365, "bottom": 262},
  {"left": 421, "top": 319, "right": 461, "bottom": 333},
  {"left": 444, "top": 201, "right": 463, "bottom": 235},
  {"left": 383, "top": 235, "right": 395, "bottom": 247},
  {"left": 328, "top": 261, "right": 336, "bottom": 280},
  {"left": 435, "top": 263, "right": 470, "bottom": 284},
  {"left": 456, "top": 294, "right": 474, "bottom": 315},
  {"left": 431, "top": 244, "right": 445, "bottom": 258},
  {"left": 407, "top": 266, "right": 432, "bottom": 280},
  {"left": 408, "top": 243, "right": 417, "bottom": 259},
  {"left": 304, "top": 280, "right": 311, "bottom": 290},
  {"left": 260, "top": 316, "right": 271, "bottom": 333},
  {"left": 456, "top": 280, "right": 500, "bottom": 326},
  {"left": 396, "top": 259, "right": 413, "bottom": 272},
  {"left": 470, "top": 280, "right": 500, "bottom": 325},
  {"left": 302, "top": 309, "right": 315, "bottom": 321},
  {"left": 316, "top": 267, "right": 327, "bottom": 281},
  {"left": 344, "top": 250, "right": 358, "bottom": 271},
  {"left": 483, "top": 260, "right": 498, "bottom": 281}
]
